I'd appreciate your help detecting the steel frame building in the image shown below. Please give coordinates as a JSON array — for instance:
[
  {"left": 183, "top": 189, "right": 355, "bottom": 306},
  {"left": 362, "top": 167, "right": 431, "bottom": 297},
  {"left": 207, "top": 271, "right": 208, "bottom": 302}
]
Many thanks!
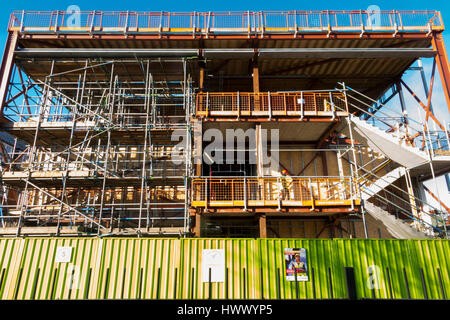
[{"left": 0, "top": 10, "right": 449, "bottom": 239}]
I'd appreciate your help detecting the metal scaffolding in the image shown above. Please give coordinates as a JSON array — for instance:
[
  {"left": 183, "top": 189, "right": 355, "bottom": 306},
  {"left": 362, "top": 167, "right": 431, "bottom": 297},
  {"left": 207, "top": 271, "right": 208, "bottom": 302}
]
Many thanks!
[{"left": 0, "top": 58, "right": 193, "bottom": 236}]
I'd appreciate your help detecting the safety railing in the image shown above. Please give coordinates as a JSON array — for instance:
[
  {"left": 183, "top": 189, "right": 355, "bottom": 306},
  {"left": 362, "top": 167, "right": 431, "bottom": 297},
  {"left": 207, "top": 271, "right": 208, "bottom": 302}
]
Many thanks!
[
  {"left": 1, "top": 147, "right": 188, "bottom": 179},
  {"left": 3, "top": 110, "right": 187, "bottom": 129},
  {"left": 8, "top": 10, "right": 444, "bottom": 35},
  {"left": 340, "top": 84, "right": 450, "bottom": 155},
  {"left": 196, "top": 91, "right": 348, "bottom": 118},
  {"left": 415, "top": 130, "right": 450, "bottom": 155},
  {"left": 191, "top": 176, "right": 360, "bottom": 208}
]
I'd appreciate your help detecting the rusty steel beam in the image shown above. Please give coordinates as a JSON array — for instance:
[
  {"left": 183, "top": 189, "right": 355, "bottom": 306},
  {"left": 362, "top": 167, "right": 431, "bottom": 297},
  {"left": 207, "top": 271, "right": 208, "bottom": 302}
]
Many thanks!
[
  {"left": 198, "top": 117, "right": 342, "bottom": 122},
  {"left": 16, "top": 32, "right": 436, "bottom": 41},
  {"left": 196, "top": 207, "right": 358, "bottom": 214},
  {"left": 193, "top": 213, "right": 202, "bottom": 237},
  {"left": 15, "top": 47, "right": 436, "bottom": 61},
  {"left": 400, "top": 79, "right": 446, "bottom": 131},
  {"left": 423, "top": 185, "right": 450, "bottom": 213},
  {"left": 0, "top": 31, "right": 18, "bottom": 116},
  {"left": 432, "top": 32, "right": 450, "bottom": 114},
  {"left": 259, "top": 215, "right": 267, "bottom": 238},
  {"left": 252, "top": 65, "right": 260, "bottom": 93},
  {"left": 199, "top": 66, "right": 205, "bottom": 92}
]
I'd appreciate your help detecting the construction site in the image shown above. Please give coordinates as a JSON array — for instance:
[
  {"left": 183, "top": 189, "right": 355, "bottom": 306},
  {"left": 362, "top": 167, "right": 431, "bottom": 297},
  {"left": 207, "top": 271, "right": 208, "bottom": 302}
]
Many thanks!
[{"left": 0, "top": 10, "right": 449, "bottom": 300}]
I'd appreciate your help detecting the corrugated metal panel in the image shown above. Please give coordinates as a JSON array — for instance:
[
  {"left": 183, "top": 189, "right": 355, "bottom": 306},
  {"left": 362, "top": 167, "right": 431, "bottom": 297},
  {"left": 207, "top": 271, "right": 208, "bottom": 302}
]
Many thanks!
[
  {"left": 332, "top": 239, "right": 450, "bottom": 299},
  {"left": 408, "top": 240, "right": 450, "bottom": 299},
  {"left": 0, "top": 238, "right": 448, "bottom": 300},
  {"left": 178, "top": 238, "right": 259, "bottom": 299},
  {"left": 259, "top": 239, "right": 339, "bottom": 299},
  {"left": 333, "top": 239, "right": 416, "bottom": 299}
]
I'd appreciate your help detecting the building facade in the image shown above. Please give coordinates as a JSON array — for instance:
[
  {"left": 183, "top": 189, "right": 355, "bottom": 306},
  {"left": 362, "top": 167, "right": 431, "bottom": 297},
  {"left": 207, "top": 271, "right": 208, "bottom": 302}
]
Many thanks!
[{"left": 0, "top": 10, "right": 449, "bottom": 240}]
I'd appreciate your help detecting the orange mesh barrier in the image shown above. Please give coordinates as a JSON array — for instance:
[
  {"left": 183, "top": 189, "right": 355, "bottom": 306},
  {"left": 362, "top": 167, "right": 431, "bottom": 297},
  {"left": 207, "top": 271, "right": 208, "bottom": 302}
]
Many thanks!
[
  {"left": 196, "top": 91, "right": 347, "bottom": 117},
  {"left": 191, "top": 177, "right": 360, "bottom": 207}
]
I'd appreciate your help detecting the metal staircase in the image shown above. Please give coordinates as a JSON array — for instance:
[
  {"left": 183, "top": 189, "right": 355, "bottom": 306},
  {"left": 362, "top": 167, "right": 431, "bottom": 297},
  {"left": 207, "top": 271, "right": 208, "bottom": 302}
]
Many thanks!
[
  {"left": 354, "top": 162, "right": 445, "bottom": 238},
  {"left": 364, "top": 201, "right": 430, "bottom": 239},
  {"left": 336, "top": 84, "right": 450, "bottom": 179},
  {"left": 348, "top": 115, "right": 431, "bottom": 168},
  {"left": 333, "top": 84, "right": 450, "bottom": 238},
  {"left": 361, "top": 166, "right": 406, "bottom": 200}
]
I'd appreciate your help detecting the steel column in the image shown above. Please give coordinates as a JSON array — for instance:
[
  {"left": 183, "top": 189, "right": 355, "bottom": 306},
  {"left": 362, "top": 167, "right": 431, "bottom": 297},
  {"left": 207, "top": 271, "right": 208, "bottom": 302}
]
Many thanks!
[{"left": 432, "top": 32, "right": 450, "bottom": 114}]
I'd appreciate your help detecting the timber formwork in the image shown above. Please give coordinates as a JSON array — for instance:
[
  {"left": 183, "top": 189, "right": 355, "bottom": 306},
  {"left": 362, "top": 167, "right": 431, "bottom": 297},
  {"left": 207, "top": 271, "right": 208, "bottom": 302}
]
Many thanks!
[{"left": 0, "top": 10, "right": 450, "bottom": 238}]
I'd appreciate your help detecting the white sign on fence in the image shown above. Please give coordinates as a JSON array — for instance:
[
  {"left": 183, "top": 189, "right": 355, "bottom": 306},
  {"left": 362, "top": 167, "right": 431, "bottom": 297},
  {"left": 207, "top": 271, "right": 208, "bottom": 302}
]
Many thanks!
[
  {"left": 55, "top": 246, "right": 73, "bottom": 263},
  {"left": 201, "top": 249, "right": 225, "bottom": 283}
]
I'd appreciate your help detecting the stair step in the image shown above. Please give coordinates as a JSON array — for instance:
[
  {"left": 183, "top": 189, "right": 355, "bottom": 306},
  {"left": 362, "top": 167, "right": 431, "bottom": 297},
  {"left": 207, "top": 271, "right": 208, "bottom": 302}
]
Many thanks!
[
  {"left": 349, "top": 115, "right": 430, "bottom": 169},
  {"left": 361, "top": 167, "right": 406, "bottom": 200},
  {"left": 364, "top": 202, "right": 432, "bottom": 239}
]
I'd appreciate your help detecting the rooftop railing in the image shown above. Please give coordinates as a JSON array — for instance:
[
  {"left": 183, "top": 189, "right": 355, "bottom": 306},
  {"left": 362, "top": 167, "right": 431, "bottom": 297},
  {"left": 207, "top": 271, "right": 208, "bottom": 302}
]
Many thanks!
[{"left": 8, "top": 10, "right": 444, "bottom": 34}]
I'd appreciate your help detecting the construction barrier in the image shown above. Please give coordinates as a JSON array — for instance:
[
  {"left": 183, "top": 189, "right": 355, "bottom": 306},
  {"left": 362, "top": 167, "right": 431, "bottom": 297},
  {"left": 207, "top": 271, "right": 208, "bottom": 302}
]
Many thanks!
[{"left": 0, "top": 238, "right": 448, "bottom": 300}]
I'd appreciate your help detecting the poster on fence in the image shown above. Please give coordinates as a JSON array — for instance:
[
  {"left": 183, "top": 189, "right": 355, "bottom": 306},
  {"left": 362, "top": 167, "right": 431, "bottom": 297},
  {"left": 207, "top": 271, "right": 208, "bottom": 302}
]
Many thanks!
[
  {"left": 284, "top": 248, "right": 308, "bottom": 281},
  {"left": 201, "top": 249, "right": 225, "bottom": 282}
]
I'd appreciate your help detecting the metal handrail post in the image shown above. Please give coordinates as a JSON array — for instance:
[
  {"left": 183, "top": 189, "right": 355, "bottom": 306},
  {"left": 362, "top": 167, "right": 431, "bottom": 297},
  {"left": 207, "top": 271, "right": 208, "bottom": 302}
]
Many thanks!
[
  {"left": 329, "top": 91, "right": 336, "bottom": 121},
  {"left": 207, "top": 11, "right": 211, "bottom": 37},
  {"left": 124, "top": 10, "right": 129, "bottom": 33},
  {"left": 90, "top": 10, "right": 95, "bottom": 33},
  {"left": 247, "top": 11, "right": 250, "bottom": 34},
  {"left": 54, "top": 11, "right": 59, "bottom": 32},
  {"left": 309, "top": 177, "right": 315, "bottom": 211},
  {"left": 237, "top": 91, "right": 240, "bottom": 119},
  {"left": 294, "top": 10, "right": 298, "bottom": 37},
  {"left": 205, "top": 177, "right": 208, "bottom": 210},
  {"left": 261, "top": 11, "right": 265, "bottom": 37},
  {"left": 277, "top": 177, "right": 281, "bottom": 211},
  {"left": 268, "top": 92, "right": 272, "bottom": 120},
  {"left": 349, "top": 176, "right": 354, "bottom": 210},
  {"left": 20, "top": 10, "right": 25, "bottom": 32},
  {"left": 244, "top": 177, "right": 248, "bottom": 211},
  {"left": 299, "top": 91, "right": 304, "bottom": 121},
  {"left": 192, "top": 11, "right": 196, "bottom": 37}
]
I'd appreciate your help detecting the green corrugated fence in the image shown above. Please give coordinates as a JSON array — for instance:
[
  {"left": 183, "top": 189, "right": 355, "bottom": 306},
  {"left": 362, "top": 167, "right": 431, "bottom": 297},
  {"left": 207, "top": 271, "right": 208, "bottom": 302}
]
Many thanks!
[{"left": 0, "top": 238, "right": 448, "bottom": 300}]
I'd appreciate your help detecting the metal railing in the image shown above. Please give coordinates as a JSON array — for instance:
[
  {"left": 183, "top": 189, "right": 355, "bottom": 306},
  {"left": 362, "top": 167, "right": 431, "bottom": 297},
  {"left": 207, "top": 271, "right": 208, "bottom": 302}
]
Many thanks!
[
  {"left": 196, "top": 91, "right": 347, "bottom": 118},
  {"left": 415, "top": 130, "right": 450, "bottom": 154},
  {"left": 4, "top": 110, "right": 187, "bottom": 128},
  {"left": 1, "top": 147, "right": 187, "bottom": 179},
  {"left": 339, "top": 84, "right": 450, "bottom": 154},
  {"left": 191, "top": 176, "right": 359, "bottom": 208},
  {"left": 8, "top": 10, "right": 444, "bottom": 34}
]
